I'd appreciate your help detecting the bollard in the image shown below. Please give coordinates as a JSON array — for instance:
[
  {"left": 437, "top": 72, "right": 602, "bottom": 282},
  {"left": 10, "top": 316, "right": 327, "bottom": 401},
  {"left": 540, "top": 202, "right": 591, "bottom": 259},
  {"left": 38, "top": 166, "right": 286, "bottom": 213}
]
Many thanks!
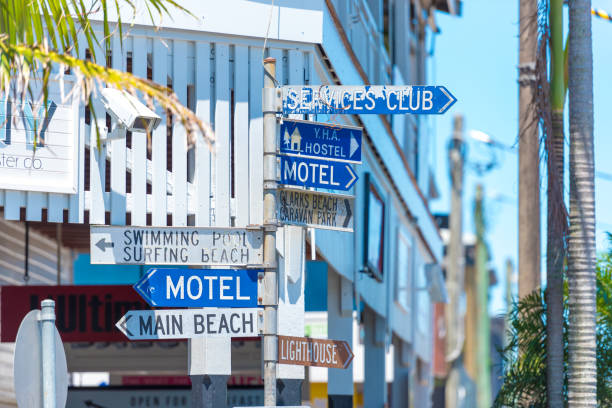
[{"left": 40, "top": 299, "right": 56, "bottom": 408}]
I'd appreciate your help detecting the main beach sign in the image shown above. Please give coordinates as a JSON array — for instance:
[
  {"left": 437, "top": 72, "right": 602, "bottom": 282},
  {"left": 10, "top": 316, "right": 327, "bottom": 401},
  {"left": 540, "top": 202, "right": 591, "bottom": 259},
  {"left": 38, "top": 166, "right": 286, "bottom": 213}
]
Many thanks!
[{"left": 0, "top": 85, "right": 78, "bottom": 194}]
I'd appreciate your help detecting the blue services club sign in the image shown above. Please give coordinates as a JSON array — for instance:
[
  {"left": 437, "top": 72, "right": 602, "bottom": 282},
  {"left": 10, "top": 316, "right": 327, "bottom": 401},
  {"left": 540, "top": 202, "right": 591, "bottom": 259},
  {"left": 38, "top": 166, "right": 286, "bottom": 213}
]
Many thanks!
[
  {"left": 282, "top": 85, "right": 456, "bottom": 115},
  {"left": 279, "top": 119, "right": 362, "bottom": 164},
  {"left": 280, "top": 155, "right": 358, "bottom": 191},
  {"left": 133, "top": 268, "right": 259, "bottom": 308}
]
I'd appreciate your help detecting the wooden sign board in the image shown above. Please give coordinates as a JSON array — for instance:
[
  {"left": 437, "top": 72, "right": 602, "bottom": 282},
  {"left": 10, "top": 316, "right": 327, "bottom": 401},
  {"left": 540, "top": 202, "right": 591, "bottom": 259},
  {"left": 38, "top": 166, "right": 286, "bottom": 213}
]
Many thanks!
[
  {"left": 277, "top": 335, "right": 354, "bottom": 369},
  {"left": 116, "top": 308, "right": 260, "bottom": 340},
  {"left": 90, "top": 225, "right": 263, "bottom": 266},
  {"left": 277, "top": 188, "right": 354, "bottom": 232}
]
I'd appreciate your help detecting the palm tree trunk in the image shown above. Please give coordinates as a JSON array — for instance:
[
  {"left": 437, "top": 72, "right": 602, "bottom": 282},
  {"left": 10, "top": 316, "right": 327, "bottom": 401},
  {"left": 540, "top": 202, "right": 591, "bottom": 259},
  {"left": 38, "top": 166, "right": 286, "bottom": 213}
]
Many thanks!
[
  {"left": 547, "top": 110, "right": 565, "bottom": 408},
  {"left": 546, "top": 1, "right": 566, "bottom": 406},
  {"left": 568, "top": 0, "right": 597, "bottom": 406}
]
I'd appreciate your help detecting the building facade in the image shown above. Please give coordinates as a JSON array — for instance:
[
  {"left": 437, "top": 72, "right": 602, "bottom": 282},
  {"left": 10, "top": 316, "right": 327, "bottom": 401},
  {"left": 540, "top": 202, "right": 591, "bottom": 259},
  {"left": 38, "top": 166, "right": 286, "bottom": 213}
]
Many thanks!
[{"left": 0, "top": 1, "right": 459, "bottom": 407}]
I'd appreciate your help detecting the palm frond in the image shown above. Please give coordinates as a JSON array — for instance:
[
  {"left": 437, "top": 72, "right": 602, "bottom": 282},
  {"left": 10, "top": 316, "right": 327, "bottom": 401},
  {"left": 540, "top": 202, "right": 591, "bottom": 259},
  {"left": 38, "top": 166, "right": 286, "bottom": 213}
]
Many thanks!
[
  {"left": 0, "top": 0, "right": 212, "bottom": 148},
  {"left": 494, "top": 249, "right": 612, "bottom": 407}
]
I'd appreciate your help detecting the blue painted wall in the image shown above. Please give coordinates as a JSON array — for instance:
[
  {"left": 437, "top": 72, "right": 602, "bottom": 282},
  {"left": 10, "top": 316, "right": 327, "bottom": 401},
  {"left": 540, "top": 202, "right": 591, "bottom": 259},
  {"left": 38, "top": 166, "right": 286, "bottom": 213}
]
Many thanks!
[
  {"left": 305, "top": 260, "right": 327, "bottom": 312},
  {"left": 73, "top": 254, "right": 147, "bottom": 285}
]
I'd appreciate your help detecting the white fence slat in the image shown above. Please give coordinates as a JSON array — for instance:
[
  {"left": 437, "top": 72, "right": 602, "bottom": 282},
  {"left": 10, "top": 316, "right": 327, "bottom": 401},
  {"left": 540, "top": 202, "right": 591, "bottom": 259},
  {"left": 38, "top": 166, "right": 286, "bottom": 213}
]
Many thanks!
[
  {"left": 89, "top": 124, "right": 106, "bottom": 224},
  {"left": 152, "top": 40, "right": 168, "bottom": 226},
  {"left": 89, "top": 38, "right": 108, "bottom": 225},
  {"left": 47, "top": 194, "right": 68, "bottom": 222},
  {"left": 25, "top": 193, "right": 45, "bottom": 221},
  {"left": 110, "top": 33, "right": 127, "bottom": 225},
  {"left": 195, "top": 42, "right": 211, "bottom": 227},
  {"left": 110, "top": 127, "right": 127, "bottom": 225},
  {"left": 4, "top": 190, "right": 24, "bottom": 221},
  {"left": 131, "top": 36, "right": 148, "bottom": 226},
  {"left": 248, "top": 47, "right": 263, "bottom": 226},
  {"left": 69, "top": 112, "right": 85, "bottom": 220},
  {"left": 234, "top": 45, "right": 249, "bottom": 228},
  {"left": 172, "top": 40, "right": 188, "bottom": 226},
  {"left": 269, "top": 49, "right": 284, "bottom": 87},
  {"left": 214, "top": 43, "right": 230, "bottom": 227},
  {"left": 68, "top": 34, "right": 87, "bottom": 224},
  {"left": 288, "top": 50, "right": 304, "bottom": 120},
  {"left": 47, "top": 192, "right": 64, "bottom": 222},
  {"left": 307, "top": 52, "right": 316, "bottom": 122},
  {"left": 48, "top": 191, "right": 64, "bottom": 221}
]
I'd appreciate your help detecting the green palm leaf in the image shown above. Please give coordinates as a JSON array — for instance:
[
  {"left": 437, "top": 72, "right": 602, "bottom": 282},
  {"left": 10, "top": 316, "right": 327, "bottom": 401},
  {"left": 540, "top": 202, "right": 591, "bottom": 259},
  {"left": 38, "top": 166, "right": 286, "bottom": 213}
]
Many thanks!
[
  {"left": 0, "top": 0, "right": 214, "bottom": 148},
  {"left": 494, "top": 237, "right": 612, "bottom": 407}
]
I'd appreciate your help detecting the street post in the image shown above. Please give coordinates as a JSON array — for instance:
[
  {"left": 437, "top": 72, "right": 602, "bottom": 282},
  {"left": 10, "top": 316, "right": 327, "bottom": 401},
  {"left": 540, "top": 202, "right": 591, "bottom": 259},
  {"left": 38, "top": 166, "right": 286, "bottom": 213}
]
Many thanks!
[
  {"left": 41, "top": 299, "right": 57, "bottom": 408},
  {"left": 262, "top": 57, "right": 279, "bottom": 407}
]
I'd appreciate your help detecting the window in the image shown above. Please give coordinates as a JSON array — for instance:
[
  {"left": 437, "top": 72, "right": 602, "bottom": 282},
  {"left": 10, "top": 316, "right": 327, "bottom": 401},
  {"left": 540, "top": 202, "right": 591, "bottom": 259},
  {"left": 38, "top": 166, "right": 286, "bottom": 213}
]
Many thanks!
[
  {"left": 383, "top": 0, "right": 392, "bottom": 58},
  {"left": 363, "top": 173, "right": 385, "bottom": 281},
  {"left": 415, "top": 252, "right": 430, "bottom": 338},
  {"left": 395, "top": 227, "right": 413, "bottom": 312}
]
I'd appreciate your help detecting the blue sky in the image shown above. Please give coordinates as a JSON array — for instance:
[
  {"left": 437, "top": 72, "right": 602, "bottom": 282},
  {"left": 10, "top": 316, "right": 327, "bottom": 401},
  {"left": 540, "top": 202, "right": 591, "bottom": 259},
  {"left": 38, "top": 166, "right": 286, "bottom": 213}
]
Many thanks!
[{"left": 430, "top": 1, "right": 612, "bottom": 315}]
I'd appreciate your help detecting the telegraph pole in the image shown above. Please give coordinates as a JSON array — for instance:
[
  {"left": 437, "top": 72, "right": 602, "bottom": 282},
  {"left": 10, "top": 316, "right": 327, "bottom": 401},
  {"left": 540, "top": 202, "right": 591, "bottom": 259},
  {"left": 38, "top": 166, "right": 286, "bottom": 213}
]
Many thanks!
[
  {"left": 262, "top": 57, "right": 279, "bottom": 406},
  {"left": 445, "top": 114, "right": 465, "bottom": 408},
  {"left": 518, "top": 0, "right": 540, "bottom": 298},
  {"left": 474, "top": 185, "right": 491, "bottom": 408}
]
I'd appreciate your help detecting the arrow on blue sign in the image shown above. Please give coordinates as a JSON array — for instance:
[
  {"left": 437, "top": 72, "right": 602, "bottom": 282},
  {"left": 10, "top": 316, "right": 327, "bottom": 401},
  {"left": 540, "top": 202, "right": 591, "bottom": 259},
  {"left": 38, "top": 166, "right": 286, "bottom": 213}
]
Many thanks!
[
  {"left": 279, "top": 155, "right": 358, "bottom": 191},
  {"left": 133, "top": 268, "right": 259, "bottom": 308},
  {"left": 279, "top": 119, "right": 362, "bottom": 164},
  {"left": 282, "top": 85, "right": 457, "bottom": 115}
]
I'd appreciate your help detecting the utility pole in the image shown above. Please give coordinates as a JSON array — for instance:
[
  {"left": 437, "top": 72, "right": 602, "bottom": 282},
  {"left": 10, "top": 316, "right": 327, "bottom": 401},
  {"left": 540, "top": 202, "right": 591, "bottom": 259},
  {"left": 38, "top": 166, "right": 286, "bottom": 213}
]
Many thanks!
[
  {"left": 445, "top": 114, "right": 466, "bottom": 408},
  {"left": 474, "top": 185, "right": 491, "bottom": 408},
  {"left": 262, "top": 57, "right": 279, "bottom": 407},
  {"left": 518, "top": 0, "right": 540, "bottom": 299},
  {"left": 504, "top": 259, "right": 514, "bottom": 354}
]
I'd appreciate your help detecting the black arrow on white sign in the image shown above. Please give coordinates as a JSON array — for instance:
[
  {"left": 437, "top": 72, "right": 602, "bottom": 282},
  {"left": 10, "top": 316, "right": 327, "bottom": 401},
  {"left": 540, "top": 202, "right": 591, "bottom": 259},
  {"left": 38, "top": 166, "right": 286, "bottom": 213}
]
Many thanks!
[
  {"left": 118, "top": 314, "right": 133, "bottom": 337},
  {"left": 343, "top": 199, "right": 352, "bottom": 228},
  {"left": 95, "top": 238, "right": 114, "bottom": 252}
]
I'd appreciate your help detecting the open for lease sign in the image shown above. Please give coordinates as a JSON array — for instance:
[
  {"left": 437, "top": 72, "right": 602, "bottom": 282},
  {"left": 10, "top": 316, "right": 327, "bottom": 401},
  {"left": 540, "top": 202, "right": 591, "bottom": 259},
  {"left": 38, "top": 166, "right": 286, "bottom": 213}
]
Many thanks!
[{"left": 90, "top": 226, "right": 263, "bottom": 266}]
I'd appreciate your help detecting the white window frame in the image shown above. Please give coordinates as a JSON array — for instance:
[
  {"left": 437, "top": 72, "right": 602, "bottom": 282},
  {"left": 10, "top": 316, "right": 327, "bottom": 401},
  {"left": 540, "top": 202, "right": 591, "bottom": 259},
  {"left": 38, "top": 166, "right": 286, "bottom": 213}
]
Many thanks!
[{"left": 395, "top": 225, "right": 413, "bottom": 313}]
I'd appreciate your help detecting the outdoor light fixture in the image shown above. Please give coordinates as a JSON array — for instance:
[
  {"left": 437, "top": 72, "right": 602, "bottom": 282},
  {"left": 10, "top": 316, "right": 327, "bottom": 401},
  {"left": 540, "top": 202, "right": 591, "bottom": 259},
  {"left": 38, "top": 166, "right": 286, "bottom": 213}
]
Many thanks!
[
  {"left": 468, "top": 129, "right": 493, "bottom": 144},
  {"left": 100, "top": 88, "right": 161, "bottom": 134}
]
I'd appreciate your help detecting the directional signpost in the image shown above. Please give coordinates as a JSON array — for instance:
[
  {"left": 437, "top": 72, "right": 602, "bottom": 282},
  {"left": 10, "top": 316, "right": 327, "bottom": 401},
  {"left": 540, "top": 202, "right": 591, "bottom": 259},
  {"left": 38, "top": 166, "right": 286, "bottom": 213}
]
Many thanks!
[
  {"left": 277, "top": 188, "right": 354, "bottom": 232},
  {"left": 282, "top": 85, "right": 456, "bottom": 115},
  {"left": 277, "top": 335, "right": 354, "bottom": 369},
  {"left": 279, "top": 155, "right": 358, "bottom": 191},
  {"left": 279, "top": 119, "right": 362, "bottom": 163},
  {"left": 133, "top": 268, "right": 259, "bottom": 308},
  {"left": 115, "top": 308, "right": 260, "bottom": 340},
  {"left": 90, "top": 225, "right": 263, "bottom": 266}
]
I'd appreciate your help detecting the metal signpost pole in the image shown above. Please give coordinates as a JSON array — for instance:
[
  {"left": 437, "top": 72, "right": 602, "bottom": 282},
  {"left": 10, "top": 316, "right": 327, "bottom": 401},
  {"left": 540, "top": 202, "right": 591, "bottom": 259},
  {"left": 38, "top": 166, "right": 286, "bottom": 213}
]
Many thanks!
[
  {"left": 263, "top": 58, "right": 279, "bottom": 406},
  {"left": 40, "top": 299, "right": 56, "bottom": 408},
  {"left": 262, "top": 57, "right": 279, "bottom": 406}
]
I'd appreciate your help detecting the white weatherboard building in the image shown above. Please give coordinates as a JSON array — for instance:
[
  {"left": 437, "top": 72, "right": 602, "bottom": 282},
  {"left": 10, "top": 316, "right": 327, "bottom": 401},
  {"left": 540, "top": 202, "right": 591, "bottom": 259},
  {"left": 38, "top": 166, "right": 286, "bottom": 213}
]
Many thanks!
[{"left": 0, "top": 0, "right": 458, "bottom": 407}]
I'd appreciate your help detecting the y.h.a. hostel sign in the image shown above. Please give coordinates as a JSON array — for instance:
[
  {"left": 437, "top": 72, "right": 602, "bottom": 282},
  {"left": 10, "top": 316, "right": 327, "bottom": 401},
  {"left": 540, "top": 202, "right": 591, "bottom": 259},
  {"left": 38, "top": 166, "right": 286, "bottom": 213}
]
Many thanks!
[{"left": 0, "top": 85, "right": 78, "bottom": 194}]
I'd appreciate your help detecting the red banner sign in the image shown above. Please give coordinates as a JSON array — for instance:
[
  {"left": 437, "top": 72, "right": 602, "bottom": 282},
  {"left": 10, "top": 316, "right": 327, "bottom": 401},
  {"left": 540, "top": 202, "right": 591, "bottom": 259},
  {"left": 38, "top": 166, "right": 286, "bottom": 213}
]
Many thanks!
[{"left": 0, "top": 285, "right": 149, "bottom": 342}]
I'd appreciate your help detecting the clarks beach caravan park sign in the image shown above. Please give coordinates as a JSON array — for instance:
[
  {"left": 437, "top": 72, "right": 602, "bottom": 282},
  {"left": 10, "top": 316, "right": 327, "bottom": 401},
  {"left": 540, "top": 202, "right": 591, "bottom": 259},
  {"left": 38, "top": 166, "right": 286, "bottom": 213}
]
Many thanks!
[{"left": 0, "top": 87, "right": 78, "bottom": 194}]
